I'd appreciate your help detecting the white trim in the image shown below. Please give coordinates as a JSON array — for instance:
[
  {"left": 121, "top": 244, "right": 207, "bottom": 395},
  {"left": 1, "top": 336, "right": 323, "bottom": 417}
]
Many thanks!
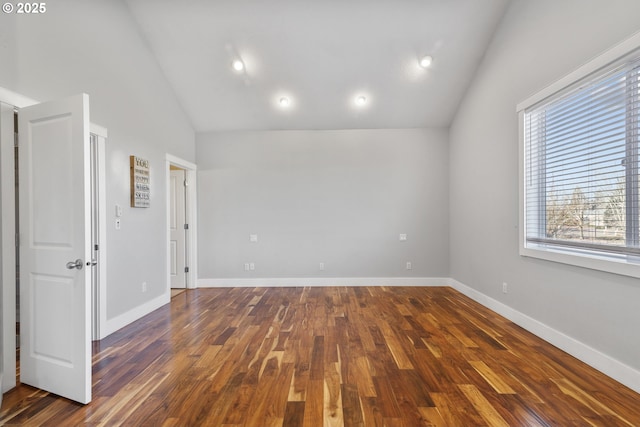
[
  {"left": 0, "top": 87, "right": 38, "bottom": 108},
  {"left": 90, "top": 123, "right": 108, "bottom": 139},
  {"left": 0, "top": 86, "right": 106, "bottom": 136},
  {"left": 165, "top": 154, "right": 198, "bottom": 291},
  {"left": 518, "top": 109, "right": 526, "bottom": 259},
  {"left": 0, "top": 102, "right": 16, "bottom": 393},
  {"left": 517, "top": 30, "right": 640, "bottom": 111},
  {"left": 520, "top": 244, "right": 640, "bottom": 279},
  {"left": 166, "top": 154, "right": 196, "bottom": 171},
  {"left": 516, "top": 31, "right": 640, "bottom": 279},
  {"left": 448, "top": 278, "right": 640, "bottom": 394},
  {"left": 93, "top": 133, "right": 109, "bottom": 340},
  {"left": 102, "top": 292, "right": 169, "bottom": 338},
  {"left": 521, "top": 107, "right": 640, "bottom": 278},
  {"left": 197, "top": 277, "right": 449, "bottom": 288}
]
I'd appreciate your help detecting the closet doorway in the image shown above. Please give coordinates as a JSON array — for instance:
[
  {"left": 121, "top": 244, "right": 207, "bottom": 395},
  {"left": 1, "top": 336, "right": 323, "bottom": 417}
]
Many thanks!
[{"left": 166, "top": 154, "right": 197, "bottom": 291}]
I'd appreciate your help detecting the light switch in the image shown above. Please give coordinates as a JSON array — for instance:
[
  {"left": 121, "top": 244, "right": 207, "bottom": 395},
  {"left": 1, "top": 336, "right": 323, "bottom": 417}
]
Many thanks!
[
  {"left": 115, "top": 204, "right": 122, "bottom": 218},
  {"left": 250, "top": 234, "right": 258, "bottom": 243}
]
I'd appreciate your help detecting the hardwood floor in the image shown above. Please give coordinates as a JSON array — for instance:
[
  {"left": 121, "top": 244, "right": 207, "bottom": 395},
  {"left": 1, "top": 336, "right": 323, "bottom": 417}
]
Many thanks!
[
  {"left": 1, "top": 286, "right": 639, "bottom": 426},
  {"left": 170, "top": 288, "right": 186, "bottom": 298}
]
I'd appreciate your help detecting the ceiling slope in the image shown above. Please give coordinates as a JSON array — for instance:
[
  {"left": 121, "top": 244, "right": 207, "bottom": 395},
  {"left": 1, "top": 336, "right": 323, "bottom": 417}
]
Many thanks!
[{"left": 125, "top": 0, "right": 510, "bottom": 132}]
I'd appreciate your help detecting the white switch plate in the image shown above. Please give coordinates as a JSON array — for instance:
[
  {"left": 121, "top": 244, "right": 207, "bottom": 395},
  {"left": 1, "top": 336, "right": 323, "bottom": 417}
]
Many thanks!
[
  {"left": 244, "top": 263, "right": 250, "bottom": 271},
  {"left": 115, "top": 204, "right": 122, "bottom": 218},
  {"left": 406, "top": 261, "right": 412, "bottom": 270},
  {"left": 399, "top": 234, "right": 407, "bottom": 241},
  {"left": 115, "top": 218, "right": 121, "bottom": 230},
  {"left": 250, "top": 234, "right": 258, "bottom": 243},
  {"left": 249, "top": 262, "right": 255, "bottom": 271},
  {"left": 319, "top": 262, "right": 325, "bottom": 271}
]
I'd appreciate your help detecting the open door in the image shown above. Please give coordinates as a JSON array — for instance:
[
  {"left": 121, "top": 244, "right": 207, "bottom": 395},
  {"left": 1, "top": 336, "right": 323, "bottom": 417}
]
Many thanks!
[
  {"left": 18, "top": 94, "right": 91, "bottom": 404},
  {"left": 169, "top": 168, "right": 187, "bottom": 288}
]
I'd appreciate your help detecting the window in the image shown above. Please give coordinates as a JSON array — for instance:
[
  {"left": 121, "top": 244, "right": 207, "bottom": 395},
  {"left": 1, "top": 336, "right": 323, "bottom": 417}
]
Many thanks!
[{"left": 518, "top": 36, "right": 640, "bottom": 277}]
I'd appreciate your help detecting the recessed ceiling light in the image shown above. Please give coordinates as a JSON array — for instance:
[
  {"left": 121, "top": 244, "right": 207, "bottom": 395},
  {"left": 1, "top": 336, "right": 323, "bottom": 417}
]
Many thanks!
[
  {"left": 419, "top": 55, "right": 433, "bottom": 68},
  {"left": 355, "top": 95, "right": 367, "bottom": 106},
  {"left": 232, "top": 59, "right": 244, "bottom": 72},
  {"left": 279, "top": 97, "right": 290, "bottom": 107}
]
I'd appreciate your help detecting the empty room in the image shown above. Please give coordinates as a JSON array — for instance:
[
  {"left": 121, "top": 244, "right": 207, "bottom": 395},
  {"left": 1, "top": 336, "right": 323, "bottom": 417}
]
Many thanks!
[{"left": 1, "top": 0, "right": 640, "bottom": 426}]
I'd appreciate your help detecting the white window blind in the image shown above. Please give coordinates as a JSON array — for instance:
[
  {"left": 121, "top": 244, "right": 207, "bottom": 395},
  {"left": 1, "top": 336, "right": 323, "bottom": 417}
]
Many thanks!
[{"left": 524, "top": 54, "right": 640, "bottom": 257}]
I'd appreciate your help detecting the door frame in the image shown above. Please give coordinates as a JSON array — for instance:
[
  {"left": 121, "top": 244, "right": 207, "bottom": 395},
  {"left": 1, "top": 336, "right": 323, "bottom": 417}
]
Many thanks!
[
  {"left": 0, "top": 87, "right": 108, "bottom": 393},
  {"left": 89, "top": 126, "right": 108, "bottom": 340},
  {"left": 0, "top": 88, "right": 37, "bottom": 393},
  {"left": 166, "top": 154, "right": 197, "bottom": 290},
  {"left": 0, "top": 99, "right": 17, "bottom": 393}
]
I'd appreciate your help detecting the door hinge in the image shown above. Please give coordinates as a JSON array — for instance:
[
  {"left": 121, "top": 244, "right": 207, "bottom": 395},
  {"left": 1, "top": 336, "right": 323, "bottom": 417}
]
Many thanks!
[
  {"left": 94, "top": 244, "right": 99, "bottom": 251},
  {"left": 184, "top": 267, "right": 189, "bottom": 273},
  {"left": 14, "top": 132, "right": 18, "bottom": 147},
  {"left": 184, "top": 223, "right": 189, "bottom": 230},
  {"left": 184, "top": 180, "right": 188, "bottom": 187},
  {"left": 15, "top": 233, "right": 19, "bottom": 247}
]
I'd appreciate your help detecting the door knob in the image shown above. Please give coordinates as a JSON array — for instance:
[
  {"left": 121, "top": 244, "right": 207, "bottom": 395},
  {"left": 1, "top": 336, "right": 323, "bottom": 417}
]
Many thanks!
[{"left": 66, "top": 259, "right": 84, "bottom": 270}]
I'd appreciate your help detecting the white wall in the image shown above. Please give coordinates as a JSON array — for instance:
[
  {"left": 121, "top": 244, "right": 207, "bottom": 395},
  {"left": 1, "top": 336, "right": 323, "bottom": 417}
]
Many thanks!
[
  {"left": 0, "top": 0, "right": 195, "bottom": 330},
  {"left": 0, "top": 12, "right": 16, "bottom": 89},
  {"left": 450, "top": 0, "right": 640, "bottom": 379},
  {"left": 197, "top": 128, "right": 449, "bottom": 281}
]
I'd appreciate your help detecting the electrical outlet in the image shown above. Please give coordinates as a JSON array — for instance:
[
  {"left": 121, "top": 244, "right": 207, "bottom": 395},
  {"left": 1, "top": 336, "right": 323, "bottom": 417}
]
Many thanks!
[
  {"left": 249, "top": 262, "right": 255, "bottom": 271},
  {"left": 406, "top": 262, "right": 412, "bottom": 270},
  {"left": 250, "top": 234, "right": 258, "bottom": 243},
  {"left": 142, "top": 282, "right": 147, "bottom": 293},
  {"left": 115, "top": 218, "right": 121, "bottom": 230},
  {"left": 399, "top": 234, "right": 407, "bottom": 241},
  {"left": 502, "top": 282, "right": 508, "bottom": 293}
]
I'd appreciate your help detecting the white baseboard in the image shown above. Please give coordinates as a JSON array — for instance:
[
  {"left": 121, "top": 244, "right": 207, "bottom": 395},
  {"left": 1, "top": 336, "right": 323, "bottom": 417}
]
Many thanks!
[
  {"left": 197, "top": 277, "right": 450, "bottom": 288},
  {"left": 447, "top": 278, "right": 640, "bottom": 394},
  {"left": 100, "top": 292, "right": 170, "bottom": 339}
]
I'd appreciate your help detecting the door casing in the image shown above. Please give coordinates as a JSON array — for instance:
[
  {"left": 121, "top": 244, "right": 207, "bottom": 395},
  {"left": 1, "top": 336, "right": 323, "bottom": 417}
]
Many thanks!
[{"left": 166, "top": 154, "right": 197, "bottom": 291}]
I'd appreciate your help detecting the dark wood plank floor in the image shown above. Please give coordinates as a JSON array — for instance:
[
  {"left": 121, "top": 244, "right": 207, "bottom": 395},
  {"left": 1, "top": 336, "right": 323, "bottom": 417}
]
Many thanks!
[{"left": 1, "top": 286, "right": 639, "bottom": 426}]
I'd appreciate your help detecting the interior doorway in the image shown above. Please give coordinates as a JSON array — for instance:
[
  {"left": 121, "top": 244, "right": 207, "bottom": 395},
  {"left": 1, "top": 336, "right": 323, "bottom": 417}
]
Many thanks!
[
  {"left": 169, "top": 166, "right": 187, "bottom": 288},
  {"left": 0, "top": 92, "right": 107, "bottom": 402},
  {"left": 166, "top": 154, "right": 197, "bottom": 292}
]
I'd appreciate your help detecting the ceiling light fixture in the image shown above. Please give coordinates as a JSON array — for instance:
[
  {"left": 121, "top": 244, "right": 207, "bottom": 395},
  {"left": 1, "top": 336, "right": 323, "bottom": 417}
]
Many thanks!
[
  {"left": 232, "top": 59, "right": 244, "bottom": 72},
  {"left": 419, "top": 55, "right": 433, "bottom": 68},
  {"left": 279, "top": 97, "right": 290, "bottom": 107},
  {"left": 355, "top": 95, "right": 367, "bottom": 106}
]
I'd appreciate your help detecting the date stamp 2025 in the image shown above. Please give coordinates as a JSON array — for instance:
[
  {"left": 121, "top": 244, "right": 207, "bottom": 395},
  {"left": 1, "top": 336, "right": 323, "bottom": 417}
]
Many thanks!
[{"left": 2, "top": 2, "right": 47, "bottom": 14}]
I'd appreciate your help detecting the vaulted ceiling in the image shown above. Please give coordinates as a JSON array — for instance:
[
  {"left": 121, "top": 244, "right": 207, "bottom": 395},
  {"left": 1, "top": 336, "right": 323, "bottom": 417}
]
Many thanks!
[{"left": 125, "top": 0, "right": 510, "bottom": 132}]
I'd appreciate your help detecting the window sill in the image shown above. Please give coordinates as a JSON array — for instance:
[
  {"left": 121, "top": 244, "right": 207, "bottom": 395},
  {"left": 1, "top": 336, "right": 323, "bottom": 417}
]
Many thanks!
[{"left": 520, "top": 243, "right": 640, "bottom": 279}]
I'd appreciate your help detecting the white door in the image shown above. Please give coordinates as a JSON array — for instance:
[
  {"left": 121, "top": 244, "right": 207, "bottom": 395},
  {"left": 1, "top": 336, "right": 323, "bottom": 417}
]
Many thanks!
[
  {"left": 169, "top": 168, "right": 187, "bottom": 288},
  {"left": 18, "top": 94, "right": 91, "bottom": 404}
]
